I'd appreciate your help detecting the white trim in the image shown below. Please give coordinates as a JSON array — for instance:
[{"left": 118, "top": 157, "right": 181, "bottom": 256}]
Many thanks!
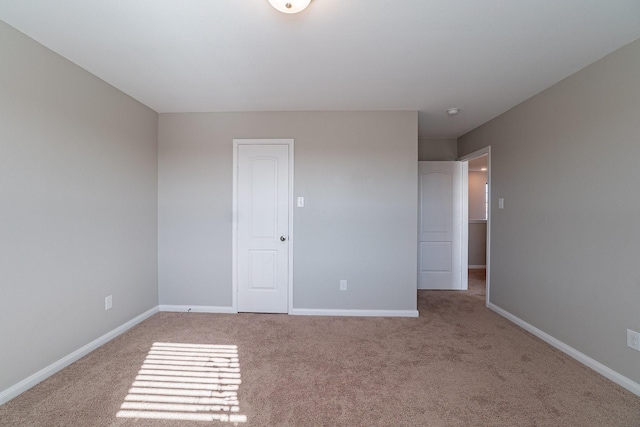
[
  {"left": 488, "top": 302, "right": 640, "bottom": 397},
  {"left": 468, "top": 265, "right": 486, "bottom": 269},
  {"left": 0, "top": 306, "right": 158, "bottom": 406},
  {"left": 159, "top": 305, "right": 236, "bottom": 314},
  {"left": 232, "top": 139, "right": 294, "bottom": 315},
  {"left": 287, "top": 143, "right": 295, "bottom": 314},
  {"left": 459, "top": 146, "right": 491, "bottom": 306},
  {"left": 232, "top": 141, "right": 239, "bottom": 312},
  {"left": 460, "top": 161, "right": 469, "bottom": 290},
  {"left": 290, "top": 308, "right": 419, "bottom": 318}
]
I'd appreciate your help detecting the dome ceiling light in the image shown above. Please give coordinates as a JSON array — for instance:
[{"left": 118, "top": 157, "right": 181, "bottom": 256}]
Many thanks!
[{"left": 268, "top": 0, "right": 311, "bottom": 14}]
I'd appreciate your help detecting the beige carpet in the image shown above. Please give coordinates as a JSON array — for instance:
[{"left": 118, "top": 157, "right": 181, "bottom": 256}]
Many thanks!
[
  {"left": 467, "top": 268, "right": 487, "bottom": 301},
  {"left": 1, "top": 272, "right": 639, "bottom": 426}
]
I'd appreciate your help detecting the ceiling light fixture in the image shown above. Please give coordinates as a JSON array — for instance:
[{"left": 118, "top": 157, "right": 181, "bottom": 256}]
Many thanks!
[
  {"left": 268, "top": 0, "right": 311, "bottom": 14},
  {"left": 447, "top": 107, "right": 460, "bottom": 116}
]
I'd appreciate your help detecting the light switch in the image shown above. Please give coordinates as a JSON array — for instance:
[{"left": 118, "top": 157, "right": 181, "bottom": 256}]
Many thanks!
[
  {"left": 297, "top": 197, "right": 305, "bottom": 208},
  {"left": 498, "top": 198, "right": 504, "bottom": 209}
]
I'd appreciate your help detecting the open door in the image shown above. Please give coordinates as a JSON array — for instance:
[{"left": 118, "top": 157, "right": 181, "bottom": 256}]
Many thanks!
[{"left": 418, "top": 161, "right": 468, "bottom": 290}]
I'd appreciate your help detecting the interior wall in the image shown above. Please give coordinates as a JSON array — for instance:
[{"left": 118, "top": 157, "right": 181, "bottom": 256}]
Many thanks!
[
  {"left": 468, "top": 222, "right": 487, "bottom": 267},
  {"left": 0, "top": 22, "right": 159, "bottom": 393},
  {"left": 158, "top": 111, "right": 418, "bottom": 311},
  {"left": 468, "top": 171, "right": 487, "bottom": 220},
  {"left": 418, "top": 138, "right": 457, "bottom": 161},
  {"left": 468, "top": 170, "right": 487, "bottom": 267},
  {"left": 458, "top": 38, "right": 640, "bottom": 384}
]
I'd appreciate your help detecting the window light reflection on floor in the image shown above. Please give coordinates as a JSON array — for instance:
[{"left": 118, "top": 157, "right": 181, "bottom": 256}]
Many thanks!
[{"left": 117, "top": 342, "right": 247, "bottom": 423}]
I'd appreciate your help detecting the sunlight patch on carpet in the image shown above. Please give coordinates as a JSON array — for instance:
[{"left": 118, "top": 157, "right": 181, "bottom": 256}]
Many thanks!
[{"left": 117, "top": 342, "right": 247, "bottom": 423}]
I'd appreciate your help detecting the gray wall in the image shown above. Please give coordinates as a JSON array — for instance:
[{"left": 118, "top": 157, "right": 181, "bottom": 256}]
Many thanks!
[
  {"left": 468, "top": 222, "right": 487, "bottom": 267},
  {"left": 418, "top": 137, "right": 457, "bottom": 161},
  {"left": 468, "top": 171, "right": 487, "bottom": 266},
  {"left": 468, "top": 171, "right": 487, "bottom": 220},
  {"left": 458, "top": 39, "right": 640, "bottom": 383},
  {"left": 158, "top": 111, "right": 418, "bottom": 311},
  {"left": 0, "top": 22, "right": 158, "bottom": 393}
]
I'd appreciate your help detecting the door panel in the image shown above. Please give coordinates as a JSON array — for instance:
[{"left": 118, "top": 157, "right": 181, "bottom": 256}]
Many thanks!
[
  {"left": 249, "top": 251, "right": 278, "bottom": 289},
  {"left": 418, "top": 161, "right": 464, "bottom": 290},
  {"left": 237, "top": 144, "right": 289, "bottom": 313},
  {"left": 249, "top": 158, "right": 278, "bottom": 237},
  {"left": 421, "top": 172, "right": 452, "bottom": 235},
  {"left": 420, "top": 242, "right": 452, "bottom": 271}
]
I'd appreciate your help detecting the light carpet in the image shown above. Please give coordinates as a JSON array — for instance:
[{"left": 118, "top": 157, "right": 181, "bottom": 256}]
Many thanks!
[{"left": 1, "top": 271, "right": 639, "bottom": 426}]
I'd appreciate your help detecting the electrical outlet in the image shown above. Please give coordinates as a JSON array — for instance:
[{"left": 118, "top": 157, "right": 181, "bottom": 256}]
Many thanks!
[
  {"left": 105, "top": 295, "right": 113, "bottom": 311},
  {"left": 340, "top": 280, "right": 347, "bottom": 291},
  {"left": 627, "top": 329, "right": 640, "bottom": 351}
]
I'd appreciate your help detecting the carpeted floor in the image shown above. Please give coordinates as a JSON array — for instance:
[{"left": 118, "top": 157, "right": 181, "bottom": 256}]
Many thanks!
[
  {"left": 1, "top": 270, "right": 639, "bottom": 426},
  {"left": 467, "top": 268, "right": 486, "bottom": 301}
]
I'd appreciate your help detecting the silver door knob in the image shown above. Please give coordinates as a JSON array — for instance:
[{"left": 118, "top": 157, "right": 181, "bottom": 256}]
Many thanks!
[{"left": 280, "top": 236, "right": 287, "bottom": 241}]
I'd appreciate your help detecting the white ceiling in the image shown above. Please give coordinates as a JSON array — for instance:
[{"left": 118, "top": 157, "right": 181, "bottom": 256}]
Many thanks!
[{"left": 1, "top": 1, "right": 639, "bottom": 138}]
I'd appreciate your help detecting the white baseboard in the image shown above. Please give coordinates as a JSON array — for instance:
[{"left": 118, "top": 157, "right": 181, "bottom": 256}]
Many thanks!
[
  {"left": 159, "top": 305, "right": 416, "bottom": 317},
  {"left": 0, "top": 306, "right": 159, "bottom": 406},
  {"left": 469, "top": 265, "right": 486, "bottom": 269},
  {"left": 487, "top": 302, "right": 640, "bottom": 397},
  {"left": 159, "top": 305, "right": 237, "bottom": 314},
  {"left": 290, "top": 308, "right": 419, "bottom": 318}
]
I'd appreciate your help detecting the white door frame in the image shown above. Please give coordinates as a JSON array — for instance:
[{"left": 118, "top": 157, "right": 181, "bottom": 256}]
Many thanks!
[
  {"left": 232, "top": 139, "right": 295, "bottom": 313},
  {"left": 458, "top": 146, "right": 491, "bottom": 306}
]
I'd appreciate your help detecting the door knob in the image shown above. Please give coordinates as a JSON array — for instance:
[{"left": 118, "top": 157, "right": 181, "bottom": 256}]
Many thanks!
[{"left": 280, "top": 236, "right": 287, "bottom": 241}]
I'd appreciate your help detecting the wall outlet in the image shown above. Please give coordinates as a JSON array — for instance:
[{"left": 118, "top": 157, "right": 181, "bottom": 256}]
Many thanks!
[
  {"left": 105, "top": 295, "right": 113, "bottom": 311},
  {"left": 340, "top": 280, "right": 347, "bottom": 291},
  {"left": 627, "top": 329, "right": 640, "bottom": 351}
]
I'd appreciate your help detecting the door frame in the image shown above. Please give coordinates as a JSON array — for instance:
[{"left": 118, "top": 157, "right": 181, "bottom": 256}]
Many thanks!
[
  {"left": 232, "top": 138, "right": 295, "bottom": 314},
  {"left": 458, "top": 146, "right": 491, "bottom": 306}
]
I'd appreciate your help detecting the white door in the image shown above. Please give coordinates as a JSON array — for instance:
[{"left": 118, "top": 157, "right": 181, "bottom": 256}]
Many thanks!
[
  {"left": 418, "top": 161, "right": 466, "bottom": 290},
  {"left": 236, "top": 142, "right": 291, "bottom": 313}
]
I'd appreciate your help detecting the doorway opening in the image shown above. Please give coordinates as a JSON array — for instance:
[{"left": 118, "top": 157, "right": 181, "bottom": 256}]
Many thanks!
[{"left": 459, "top": 147, "right": 491, "bottom": 306}]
